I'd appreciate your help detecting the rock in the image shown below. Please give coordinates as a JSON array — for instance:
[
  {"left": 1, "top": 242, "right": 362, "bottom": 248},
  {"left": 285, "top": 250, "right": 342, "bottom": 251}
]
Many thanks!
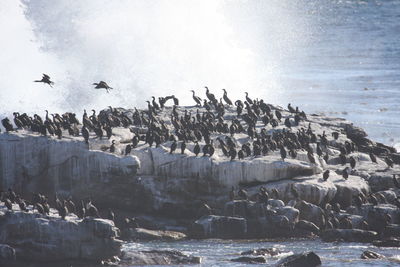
[
  {"left": 122, "top": 227, "right": 186, "bottom": 241},
  {"left": 120, "top": 250, "right": 201, "bottom": 265},
  {"left": 295, "top": 200, "right": 325, "bottom": 228},
  {"left": 276, "top": 251, "right": 321, "bottom": 267},
  {"left": 0, "top": 207, "right": 122, "bottom": 262},
  {"left": 0, "top": 244, "right": 16, "bottom": 262},
  {"left": 231, "top": 256, "right": 266, "bottom": 264},
  {"left": 360, "top": 250, "right": 385, "bottom": 259},
  {"left": 189, "top": 215, "right": 247, "bottom": 239},
  {"left": 383, "top": 224, "right": 400, "bottom": 237},
  {"left": 372, "top": 238, "right": 400, "bottom": 247},
  {"left": 321, "top": 229, "right": 378, "bottom": 243},
  {"left": 241, "top": 247, "right": 281, "bottom": 256},
  {"left": 275, "top": 206, "right": 300, "bottom": 225},
  {"left": 295, "top": 220, "right": 320, "bottom": 235}
]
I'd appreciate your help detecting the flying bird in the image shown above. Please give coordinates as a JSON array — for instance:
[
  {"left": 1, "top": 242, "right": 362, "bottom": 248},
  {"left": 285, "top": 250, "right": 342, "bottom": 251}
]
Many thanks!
[
  {"left": 34, "top": 74, "right": 54, "bottom": 87},
  {"left": 93, "top": 81, "right": 113, "bottom": 93}
]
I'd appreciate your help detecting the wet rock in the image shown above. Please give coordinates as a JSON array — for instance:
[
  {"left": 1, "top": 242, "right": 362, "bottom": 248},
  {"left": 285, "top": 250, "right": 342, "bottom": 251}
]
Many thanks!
[
  {"left": 231, "top": 256, "right": 266, "bottom": 264},
  {"left": 122, "top": 227, "right": 186, "bottom": 241},
  {"left": 295, "top": 200, "right": 324, "bottom": 228},
  {"left": 0, "top": 207, "right": 122, "bottom": 262},
  {"left": 383, "top": 224, "right": 400, "bottom": 237},
  {"left": 372, "top": 238, "right": 400, "bottom": 247},
  {"left": 120, "top": 250, "right": 201, "bottom": 265},
  {"left": 361, "top": 250, "right": 385, "bottom": 259},
  {"left": 276, "top": 251, "right": 321, "bottom": 267},
  {"left": 0, "top": 244, "right": 16, "bottom": 263},
  {"left": 321, "top": 229, "right": 378, "bottom": 243},
  {"left": 188, "top": 215, "right": 247, "bottom": 239},
  {"left": 275, "top": 206, "right": 300, "bottom": 225},
  {"left": 295, "top": 220, "right": 320, "bottom": 235}
]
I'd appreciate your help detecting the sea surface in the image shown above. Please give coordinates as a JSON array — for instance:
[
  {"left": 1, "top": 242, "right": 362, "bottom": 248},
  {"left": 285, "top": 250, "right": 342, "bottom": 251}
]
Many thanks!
[{"left": 124, "top": 239, "right": 400, "bottom": 266}]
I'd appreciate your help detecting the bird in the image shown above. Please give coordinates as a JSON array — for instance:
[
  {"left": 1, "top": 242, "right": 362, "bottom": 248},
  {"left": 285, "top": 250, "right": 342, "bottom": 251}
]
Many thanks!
[
  {"left": 222, "top": 89, "right": 233, "bottom": 105},
  {"left": 385, "top": 157, "right": 394, "bottom": 168},
  {"left": 180, "top": 141, "right": 186, "bottom": 154},
  {"left": 238, "top": 189, "right": 248, "bottom": 200},
  {"left": 170, "top": 140, "right": 177, "bottom": 154},
  {"left": 323, "top": 170, "right": 330, "bottom": 181},
  {"left": 349, "top": 156, "right": 356, "bottom": 169},
  {"left": 193, "top": 141, "right": 200, "bottom": 156},
  {"left": 34, "top": 74, "right": 54, "bottom": 87},
  {"left": 107, "top": 208, "right": 115, "bottom": 222},
  {"left": 280, "top": 146, "right": 287, "bottom": 161},
  {"left": 110, "top": 140, "right": 116, "bottom": 153},
  {"left": 190, "top": 90, "right": 202, "bottom": 106},
  {"left": 342, "top": 167, "right": 349, "bottom": 180},
  {"left": 393, "top": 174, "right": 400, "bottom": 189},
  {"left": 93, "top": 81, "right": 113, "bottom": 93},
  {"left": 369, "top": 152, "right": 377, "bottom": 163}
]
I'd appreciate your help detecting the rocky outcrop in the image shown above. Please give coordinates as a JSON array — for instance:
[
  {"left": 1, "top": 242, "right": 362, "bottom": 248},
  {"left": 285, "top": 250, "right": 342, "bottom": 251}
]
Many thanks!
[
  {"left": 189, "top": 215, "right": 247, "bottom": 239},
  {"left": 122, "top": 227, "right": 186, "bottom": 241},
  {"left": 361, "top": 250, "right": 385, "bottom": 259},
  {"left": 276, "top": 251, "right": 321, "bottom": 267},
  {"left": 321, "top": 229, "right": 378, "bottom": 243},
  {"left": 0, "top": 206, "right": 122, "bottom": 263},
  {"left": 0, "top": 244, "right": 16, "bottom": 263},
  {"left": 120, "top": 250, "right": 201, "bottom": 266}
]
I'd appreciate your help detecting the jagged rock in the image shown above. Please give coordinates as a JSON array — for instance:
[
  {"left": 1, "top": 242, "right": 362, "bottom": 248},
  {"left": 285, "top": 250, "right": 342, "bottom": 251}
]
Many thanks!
[
  {"left": 321, "top": 229, "right": 378, "bottom": 243},
  {"left": 295, "top": 200, "right": 324, "bottom": 228},
  {"left": 295, "top": 220, "right": 320, "bottom": 235},
  {"left": 0, "top": 244, "right": 16, "bottom": 263},
  {"left": 372, "top": 238, "right": 400, "bottom": 247},
  {"left": 361, "top": 250, "right": 385, "bottom": 259},
  {"left": 120, "top": 250, "right": 201, "bottom": 265},
  {"left": 0, "top": 207, "right": 122, "bottom": 262},
  {"left": 189, "top": 215, "right": 247, "bottom": 239},
  {"left": 276, "top": 251, "right": 321, "bottom": 267},
  {"left": 231, "top": 256, "right": 266, "bottom": 264},
  {"left": 275, "top": 206, "right": 300, "bottom": 225},
  {"left": 122, "top": 227, "right": 186, "bottom": 241},
  {"left": 241, "top": 247, "right": 281, "bottom": 256}
]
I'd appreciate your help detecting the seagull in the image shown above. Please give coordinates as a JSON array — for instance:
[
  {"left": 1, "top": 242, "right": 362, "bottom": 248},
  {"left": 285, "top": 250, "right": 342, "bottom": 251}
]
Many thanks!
[
  {"left": 34, "top": 74, "right": 54, "bottom": 87},
  {"left": 93, "top": 81, "right": 113, "bottom": 93}
]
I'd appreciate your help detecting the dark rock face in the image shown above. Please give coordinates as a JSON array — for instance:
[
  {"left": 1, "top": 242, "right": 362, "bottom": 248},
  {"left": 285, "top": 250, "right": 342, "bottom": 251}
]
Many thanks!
[
  {"left": 120, "top": 250, "right": 201, "bottom": 266},
  {"left": 189, "top": 215, "right": 247, "bottom": 239},
  {"left": 0, "top": 244, "right": 16, "bottom": 263},
  {"left": 276, "top": 251, "right": 321, "bottom": 267},
  {"left": 0, "top": 208, "right": 122, "bottom": 263},
  {"left": 231, "top": 256, "right": 266, "bottom": 264},
  {"left": 361, "top": 250, "right": 385, "bottom": 259},
  {"left": 372, "top": 238, "right": 400, "bottom": 247},
  {"left": 321, "top": 229, "right": 378, "bottom": 243},
  {"left": 122, "top": 227, "right": 186, "bottom": 241}
]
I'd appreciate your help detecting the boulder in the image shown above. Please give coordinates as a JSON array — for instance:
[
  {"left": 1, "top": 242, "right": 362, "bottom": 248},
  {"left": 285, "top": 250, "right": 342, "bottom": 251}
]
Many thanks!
[
  {"left": 360, "top": 250, "right": 385, "bottom": 259},
  {"left": 120, "top": 250, "right": 201, "bottom": 265},
  {"left": 189, "top": 215, "right": 247, "bottom": 239},
  {"left": 0, "top": 244, "right": 16, "bottom": 263},
  {"left": 295, "top": 200, "right": 325, "bottom": 228},
  {"left": 295, "top": 220, "right": 320, "bottom": 235},
  {"left": 372, "top": 238, "right": 400, "bottom": 247},
  {"left": 321, "top": 229, "right": 378, "bottom": 243},
  {"left": 276, "top": 251, "right": 321, "bottom": 267},
  {"left": 0, "top": 207, "right": 122, "bottom": 262},
  {"left": 122, "top": 227, "right": 186, "bottom": 241},
  {"left": 241, "top": 247, "right": 281, "bottom": 256}
]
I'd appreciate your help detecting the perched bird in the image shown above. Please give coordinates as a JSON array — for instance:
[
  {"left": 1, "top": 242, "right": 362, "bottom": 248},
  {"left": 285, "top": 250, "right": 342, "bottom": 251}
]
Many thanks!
[
  {"left": 193, "top": 141, "right": 200, "bottom": 156},
  {"left": 349, "top": 156, "right": 356, "bottom": 169},
  {"left": 323, "top": 170, "right": 330, "bottom": 181},
  {"left": 93, "top": 81, "right": 113, "bottom": 93},
  {"left": 107, "top": 208, "right": 115, "bottom": 221},
  {"left": 181, "top": 141, "right": 186, "bottom": 154},
  {"left": 385, "top": 157, "right": 394, "bottom": 168},
  {"left": 280, "top": 146, "right": 287, "bottom": 161},
  {"left": 110, "top": 140, "right": 116, "bottom": 153},
  {"left": 34, "top": 73, "right": 54, "bottom": 87},
  {"left": 342, "top": 167, "right": 349, "bottom": 180},
  {"left": 393, "top": 174, "right": 400, "bottom": 189},
  {"left": 369, "top": 152, "right": 377, "bottom": 163},
  {"left": 170, "top": 140, "right": 177, "bottom": 154},
  {"left": 238, "top": 189, "right": 248, "bottom": 200}
]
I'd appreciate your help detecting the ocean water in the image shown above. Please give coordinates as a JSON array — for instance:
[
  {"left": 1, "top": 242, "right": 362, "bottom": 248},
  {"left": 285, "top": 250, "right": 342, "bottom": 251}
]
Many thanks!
[{"left": 124, "top": 239, "right": 400, "bottom": 266}]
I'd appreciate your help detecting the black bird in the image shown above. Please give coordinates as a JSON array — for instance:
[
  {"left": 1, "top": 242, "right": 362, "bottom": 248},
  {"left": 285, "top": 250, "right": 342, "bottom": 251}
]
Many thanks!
[
  {"left": 245, "top": 92, "right": 253, "bottom": 104},
  {"left": 332, "top": 131, "right": 339, "bottom": 140},
  {"left": 77, "top": 200, "right": 86, "bottom": 219},
  {"left": 193, "top": 141, "right": 200, "bottom": 156},
  {"left": 82, "top": 126, "right": 89, "bottom": 144},
  {"left": 349, "top": 156, "right": 356, "bottom": 169},
  {"left": 342, "top": 167, "right": 349, "bottom": 180},
  {"left": 385, "top": 157, "right": 394, "bottom": 168},
  {"left": 339, "top": 154, "right": 347, "bottom": 165},
  {"left": 307, "top": 152, "right": 316, "bottom": 164},
  {"left": 86, "top": 201, "right": 100, "bottom": 218},
  {"left": 34, "top": 73, "right": 54, "bottom": 87},
  {"left": 1, "top": 118, "right": 14, "bottom": 132},
  {"left": 323, "top": 170, "right": 330, "bottom": 181},
  {"left": 4, "top": 198, "right": 12, "bottom": 211},
  {"left": 238, "top": 149, "right": 244, "bottom": 160},
  {"left": 393, "top": 174, "right": 400, "bottom": 189},
  {"left": 181, "top": 141, "right": 186, "bottom": 154},
  {"left": 369, "top": 152, "right": 377, "bottom": 163},
  {"left": 59, "top": 200, "right": 68, "bottom": 220},
  {"left": 110, "top": 140, "right": 116, "bottom": 153},
  {"left": 36, "top": 203, "right": 45, "bottom": 215},
  {"left": 280, "top": 146, "right": 287, "bottom": 161},
  {"left": 170, "top": 141, "right": 177, "bottom": 154},
  {"left": 93, "top": 81, "right": 113, "bottom": 93},
  {"left": 125, "top": 144, "right": 132, "bottom": 155},
  {"left": 190, "top": 90, "right": 202, "bottom": 106},
  {"left": 222, "top": 89, "right": 233, "bottom": 105}
]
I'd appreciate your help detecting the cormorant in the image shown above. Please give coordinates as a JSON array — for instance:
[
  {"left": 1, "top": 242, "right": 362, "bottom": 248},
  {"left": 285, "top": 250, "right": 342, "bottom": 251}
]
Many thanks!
[
  {"left": 222, "top": 89, "right": 233, "bottom": 105},
  {"left": 190, "top": 90, "right": 202, "bottom": 106},
  {"left": 323, "top": 170, "right": 330, "bottom": 181},
  {"left": 34, "top": 74, "right": 54, "bottom": 87},
  {"left": 349, "top": 156, "right": 356, "bottom": 169},
  {"left": 93, "top": 81, "right": 113, "bottom": 93},
  {"left": 194, "top": 141, "right": 200, "bottom": 156},
  {"left": 170, "top": 140, "right": 177, "bottom": 154},
  {"left": 110, "top": 140, "right": 116, "bottom": 153}
]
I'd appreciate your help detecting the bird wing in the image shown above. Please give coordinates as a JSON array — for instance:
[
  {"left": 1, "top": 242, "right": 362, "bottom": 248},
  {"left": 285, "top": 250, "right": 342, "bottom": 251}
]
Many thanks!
[{"left": 43, "top": 74, "right": 50, "bottom": 79}]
